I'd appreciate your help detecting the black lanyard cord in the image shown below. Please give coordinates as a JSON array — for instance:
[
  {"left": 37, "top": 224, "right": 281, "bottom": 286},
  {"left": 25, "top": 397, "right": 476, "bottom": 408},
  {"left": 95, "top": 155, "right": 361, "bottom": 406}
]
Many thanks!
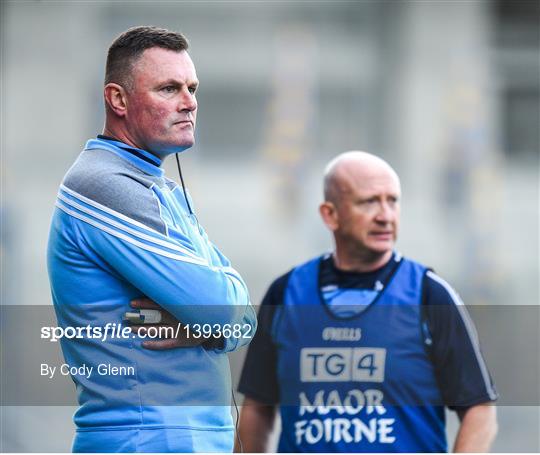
[
  {"left": 175, "top": 153, "right": 194, "bottom": 215},
  {"left": 232, "top": 389, "right": 243, "bottom": 453}
]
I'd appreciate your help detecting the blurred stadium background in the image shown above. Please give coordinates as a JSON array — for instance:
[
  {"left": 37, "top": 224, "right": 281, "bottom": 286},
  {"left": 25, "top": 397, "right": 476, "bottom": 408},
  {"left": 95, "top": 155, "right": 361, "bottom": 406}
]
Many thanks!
[{"left": 1, "top": 0, "right": 538, "bottom": 452}]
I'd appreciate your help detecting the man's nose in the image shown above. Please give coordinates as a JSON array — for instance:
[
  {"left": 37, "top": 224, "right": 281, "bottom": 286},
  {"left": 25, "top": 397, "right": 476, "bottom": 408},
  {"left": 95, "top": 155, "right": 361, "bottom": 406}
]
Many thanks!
[
  {"left": 375, "top": 202, "right": 394, "bottom": 223},
  {"left": 178, "top": 89, "right": 197, "bottom": 112}
]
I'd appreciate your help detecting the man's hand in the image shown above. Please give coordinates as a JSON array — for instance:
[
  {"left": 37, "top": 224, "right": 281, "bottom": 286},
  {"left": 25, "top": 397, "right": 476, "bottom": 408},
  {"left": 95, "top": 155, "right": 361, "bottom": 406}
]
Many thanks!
[{"left": 129, "top": 298, "right": 204, "bottom": 350}]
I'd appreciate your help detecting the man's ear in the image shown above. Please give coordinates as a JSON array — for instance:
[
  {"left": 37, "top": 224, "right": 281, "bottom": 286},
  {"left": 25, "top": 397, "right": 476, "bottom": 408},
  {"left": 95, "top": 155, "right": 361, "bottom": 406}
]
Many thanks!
[
  {"left": 319, "top": 201, "right": 339, "bottom": 231},
  {"left": 104, "top": 83, "right": 128, "bottom": 117}
]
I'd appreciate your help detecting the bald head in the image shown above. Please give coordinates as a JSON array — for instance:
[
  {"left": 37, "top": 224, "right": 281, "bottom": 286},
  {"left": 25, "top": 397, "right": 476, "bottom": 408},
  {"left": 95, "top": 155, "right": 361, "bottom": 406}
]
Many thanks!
[
  {"left": 319, "top": 151, "right": 401, "bottom": 269},
  {"left": 323, "top": 151, "right": 400, "bottom": 204}
]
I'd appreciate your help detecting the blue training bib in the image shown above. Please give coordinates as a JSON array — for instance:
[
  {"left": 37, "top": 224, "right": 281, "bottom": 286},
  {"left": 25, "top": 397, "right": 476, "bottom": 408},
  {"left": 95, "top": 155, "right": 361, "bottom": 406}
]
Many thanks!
[{"left": 272, "top": 255, "right": 447, "bottom": 453}]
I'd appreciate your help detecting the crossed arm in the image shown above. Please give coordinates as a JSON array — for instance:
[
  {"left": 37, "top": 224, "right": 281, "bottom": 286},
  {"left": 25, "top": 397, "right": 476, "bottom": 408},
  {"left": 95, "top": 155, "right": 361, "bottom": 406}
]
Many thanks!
[{"left": 128, "top": 298, "right": 206, "bottom": 349}]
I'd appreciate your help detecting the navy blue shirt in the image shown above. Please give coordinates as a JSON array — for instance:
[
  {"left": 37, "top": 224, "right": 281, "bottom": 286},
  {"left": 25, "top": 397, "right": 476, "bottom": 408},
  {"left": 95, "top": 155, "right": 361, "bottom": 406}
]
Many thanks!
[{"left": 238, "top": 253, "right": 497, "bottom": 410}]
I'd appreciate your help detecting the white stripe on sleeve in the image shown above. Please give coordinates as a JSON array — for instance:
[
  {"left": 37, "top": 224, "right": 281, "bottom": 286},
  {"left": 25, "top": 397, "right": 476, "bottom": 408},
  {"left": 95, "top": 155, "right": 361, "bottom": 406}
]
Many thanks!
[
  {"left": 426, "top": 270, "right": 497, "bottom": 401},
  {"left": 56, "top": 201, "right": 208, "bottom": 266}
]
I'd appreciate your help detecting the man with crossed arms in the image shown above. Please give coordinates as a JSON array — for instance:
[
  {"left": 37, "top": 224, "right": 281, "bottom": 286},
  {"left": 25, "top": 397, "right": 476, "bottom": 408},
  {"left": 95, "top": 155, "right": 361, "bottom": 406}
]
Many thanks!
[{"left": 48, "top": 26, "right": 256, "bottom": 452}]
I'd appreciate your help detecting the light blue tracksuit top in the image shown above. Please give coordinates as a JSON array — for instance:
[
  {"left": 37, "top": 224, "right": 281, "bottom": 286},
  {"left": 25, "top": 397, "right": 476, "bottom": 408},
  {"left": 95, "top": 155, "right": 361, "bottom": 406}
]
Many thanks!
[{"left": 47, "top": 137, "right": 257, "bottom": 452}]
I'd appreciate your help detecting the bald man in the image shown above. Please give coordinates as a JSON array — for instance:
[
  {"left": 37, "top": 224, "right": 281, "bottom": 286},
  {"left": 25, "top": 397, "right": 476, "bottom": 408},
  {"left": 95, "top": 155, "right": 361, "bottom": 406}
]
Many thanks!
[{"left": 236, "top": 152, "right": 498, "bottom": 452}]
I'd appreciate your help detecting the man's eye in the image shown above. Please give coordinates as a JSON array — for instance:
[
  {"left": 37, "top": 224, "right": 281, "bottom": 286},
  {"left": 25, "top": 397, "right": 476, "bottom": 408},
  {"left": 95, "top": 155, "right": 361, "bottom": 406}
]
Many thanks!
[
  {"left": 162, "top": 86, "right": 177, "bottom": 93},
  {"left": 188, "top": 86, "right": 197, "bottom": 94}
]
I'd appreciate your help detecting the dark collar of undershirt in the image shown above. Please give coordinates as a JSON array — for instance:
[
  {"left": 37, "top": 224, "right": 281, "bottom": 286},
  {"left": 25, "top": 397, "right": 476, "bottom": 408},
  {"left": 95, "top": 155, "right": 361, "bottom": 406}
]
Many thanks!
[{"left": 320, "top": 252, "right": 398, "bottom": 290}]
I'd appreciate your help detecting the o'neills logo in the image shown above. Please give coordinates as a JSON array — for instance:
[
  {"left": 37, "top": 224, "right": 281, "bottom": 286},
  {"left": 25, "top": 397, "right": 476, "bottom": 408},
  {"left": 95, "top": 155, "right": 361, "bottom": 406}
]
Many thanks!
[{"left": 322, "top": 327, "right": 361, "bottom": 341}]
